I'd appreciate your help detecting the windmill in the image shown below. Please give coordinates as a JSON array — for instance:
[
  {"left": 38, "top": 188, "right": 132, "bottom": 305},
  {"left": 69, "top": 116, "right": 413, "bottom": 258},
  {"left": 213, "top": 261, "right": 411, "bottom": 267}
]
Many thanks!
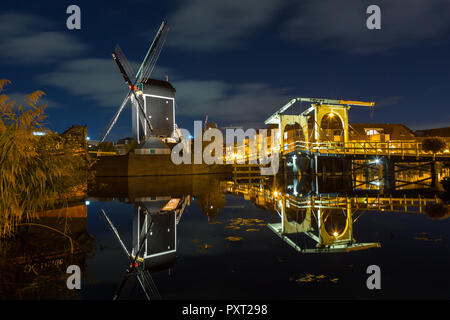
[{"left": 100, "top": 21, "right": 174, "bottom": 144}]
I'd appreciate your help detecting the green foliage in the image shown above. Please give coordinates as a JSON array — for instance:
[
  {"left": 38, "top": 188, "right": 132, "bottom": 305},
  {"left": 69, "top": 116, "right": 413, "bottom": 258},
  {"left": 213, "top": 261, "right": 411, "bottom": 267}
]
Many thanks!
[
  {"left": 0, "top": 80, "right": 88, "bottom": 238},
  {"left": 95, "top": 141, "right": 117, "bottom": 153},
  {"left": 422, "top": 138, "right": 446, "bottom": 154}
]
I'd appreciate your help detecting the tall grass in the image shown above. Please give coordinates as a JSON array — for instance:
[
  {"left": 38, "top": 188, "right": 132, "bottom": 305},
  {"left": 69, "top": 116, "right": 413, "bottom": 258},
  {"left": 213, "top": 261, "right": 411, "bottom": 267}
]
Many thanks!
[{"left": 0, "top": 79, "right": 88, "bottom": 238}]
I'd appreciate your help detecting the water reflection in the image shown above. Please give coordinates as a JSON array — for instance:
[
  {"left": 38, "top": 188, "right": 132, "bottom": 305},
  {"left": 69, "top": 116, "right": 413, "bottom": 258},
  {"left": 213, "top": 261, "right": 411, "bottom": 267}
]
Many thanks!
[
  {"left": 0, "top": 203, "right": 95, "bottom": 299},
  {"left": 88, "top": 172, "right": 448, "bottom": 299},
  {"left": 1, "top": 171, "right": 448, "bottom": 299},
  {"left": 226, "top": 179, "right": 382, "bottom": 253},
  {"left": 92, "top": 175, "right": 227, "bottom": 299},
  {"left": 127, "top": 196, "right": 189, "bottom": 299}
]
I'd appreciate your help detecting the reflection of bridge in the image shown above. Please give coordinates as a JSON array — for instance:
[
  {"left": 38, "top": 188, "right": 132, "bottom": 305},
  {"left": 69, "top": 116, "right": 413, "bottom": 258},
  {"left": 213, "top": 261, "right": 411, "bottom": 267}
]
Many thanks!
[
  {"left": 225, "top": 181, "right": 441, "bottom": 253},
  {"left": 226, "top": 182, "right": 441, "bottom": 214}
]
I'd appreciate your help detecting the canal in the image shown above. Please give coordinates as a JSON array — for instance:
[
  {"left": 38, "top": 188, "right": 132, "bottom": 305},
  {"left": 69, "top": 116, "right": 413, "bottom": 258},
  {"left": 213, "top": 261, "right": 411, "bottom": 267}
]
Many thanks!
[{"left": 0, "top": 174, "right": 449, "bottom": 299}]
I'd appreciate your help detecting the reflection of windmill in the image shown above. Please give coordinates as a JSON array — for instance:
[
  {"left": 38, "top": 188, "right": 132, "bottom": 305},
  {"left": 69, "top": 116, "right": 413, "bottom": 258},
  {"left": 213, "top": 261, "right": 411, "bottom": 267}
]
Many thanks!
[
  {"left": 99, "top": 196, "right": 188, "bottom": 300},
  {"left": 132, "top": 196, "right": 188, "bottom": 271},
  {"left": 100, "top": 21, "right": 178, "bottom": 144}
]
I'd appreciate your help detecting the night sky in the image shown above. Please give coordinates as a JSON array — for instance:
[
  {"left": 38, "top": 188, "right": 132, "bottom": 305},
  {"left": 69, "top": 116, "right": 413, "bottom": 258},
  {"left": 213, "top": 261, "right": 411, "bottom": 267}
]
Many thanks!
[{"left": 1, "top": 0, "right": 449, "bottom": 141}]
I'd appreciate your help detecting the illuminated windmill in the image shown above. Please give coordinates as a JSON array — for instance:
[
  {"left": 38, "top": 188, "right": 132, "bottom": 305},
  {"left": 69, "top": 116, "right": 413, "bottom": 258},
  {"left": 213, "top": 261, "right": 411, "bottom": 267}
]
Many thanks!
[{"left": 100, "top": 21, "right": 177, "bottom": 144}]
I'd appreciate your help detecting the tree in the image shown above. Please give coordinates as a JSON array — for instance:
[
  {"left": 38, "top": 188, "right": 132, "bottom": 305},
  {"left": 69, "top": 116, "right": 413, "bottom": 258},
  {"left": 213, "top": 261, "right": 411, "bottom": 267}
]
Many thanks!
[
  {"left": 0, "top": 79, "right": 88, "bottom": 237},
  {"left": 422, "top": 138, "right": 446, "bottom": 154},
  {"left": 425, "top": 202, "right": 449, "bottom": 220}
]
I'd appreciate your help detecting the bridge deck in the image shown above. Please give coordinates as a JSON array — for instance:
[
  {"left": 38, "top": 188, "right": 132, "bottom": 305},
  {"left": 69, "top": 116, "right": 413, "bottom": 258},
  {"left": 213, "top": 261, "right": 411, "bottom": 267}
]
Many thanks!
[{"left": 281, "top": 140, "right": 450, "bottom": 160}]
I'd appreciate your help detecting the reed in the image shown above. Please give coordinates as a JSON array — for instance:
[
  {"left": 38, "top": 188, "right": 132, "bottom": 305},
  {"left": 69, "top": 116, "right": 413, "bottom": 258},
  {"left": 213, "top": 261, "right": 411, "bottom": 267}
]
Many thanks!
[{"left": 0, "top": 79, "right": 88, "bottom": 238}]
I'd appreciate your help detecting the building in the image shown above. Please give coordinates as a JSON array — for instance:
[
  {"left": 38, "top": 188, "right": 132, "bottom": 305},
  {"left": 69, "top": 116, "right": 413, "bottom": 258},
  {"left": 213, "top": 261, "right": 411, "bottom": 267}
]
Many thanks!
[
  {"left": 134, "top": 136, "right": 171, "bottom": 155},
  {"left": 114, "top": 137, "right": 136, "bottom": 155},
  {"left": 131, "top": 78, "right": 176, "bottom": 143},
  {"left": 415, "top": 127, "right": 450, "bottom": 138},
  {"left": 348, "top": 123, "right": 416, "bottom": 141}
]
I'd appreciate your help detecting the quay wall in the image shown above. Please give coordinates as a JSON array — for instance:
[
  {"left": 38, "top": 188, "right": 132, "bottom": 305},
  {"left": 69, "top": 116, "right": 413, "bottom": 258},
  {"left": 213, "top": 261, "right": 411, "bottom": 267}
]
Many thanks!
[{"left": 92, "top": 153, "right": 232, "bottom": 177}]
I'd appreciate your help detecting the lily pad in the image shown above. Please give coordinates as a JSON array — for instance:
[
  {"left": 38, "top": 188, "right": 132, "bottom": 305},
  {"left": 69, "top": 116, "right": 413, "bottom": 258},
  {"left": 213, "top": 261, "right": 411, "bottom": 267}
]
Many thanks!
[
  {"left": 225, "top": 236, "right": 243, "bottom": 242},
  {"left": 198, "top": 243, "right": 214, "bottom": 249}
]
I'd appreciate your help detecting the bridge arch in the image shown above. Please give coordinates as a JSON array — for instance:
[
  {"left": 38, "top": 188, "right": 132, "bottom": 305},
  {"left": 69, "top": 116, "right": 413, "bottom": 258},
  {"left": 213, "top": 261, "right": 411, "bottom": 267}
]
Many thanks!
[
  {"left": 279, "top": 115, "right": 304, "bottom": 149},
  {"left": 322, "top": 209, "right": 348, "bottom": 237},
  {"left": 283, "top": 123, "right": 304, "bottom": 143},
  {"left": 319, "top": 112, "right": 345, "bottom": 142},
  {"left": 318, "top": 208, "right": 352, "bottom": 246}
]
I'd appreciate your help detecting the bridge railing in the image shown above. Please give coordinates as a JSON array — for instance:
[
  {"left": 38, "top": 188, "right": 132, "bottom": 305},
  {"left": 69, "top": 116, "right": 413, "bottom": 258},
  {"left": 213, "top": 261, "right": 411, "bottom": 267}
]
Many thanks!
[
  {"left": 88, "top": 151, "right": 117, "bottom": 157},
  {"left": 288, "top": 194, "right": 440, "bottom": 214},
  {"left": 222, "top": 139, "right": 449, "bottom": 163},
  {"left": 225, "top": 182, "right": 441, "bottom": 214},
  {"left": 281, "top": 140, "right": 450, "bottom": 158}
]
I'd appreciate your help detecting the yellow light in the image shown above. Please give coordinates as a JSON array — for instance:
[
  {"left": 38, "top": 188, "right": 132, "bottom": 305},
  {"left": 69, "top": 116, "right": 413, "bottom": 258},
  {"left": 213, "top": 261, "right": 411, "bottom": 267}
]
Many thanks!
[
  {"left": 333, "top": 232, "right": 339, "bottom": 237},
  {"left": 273, "top": 191, "right": 278, "bottom": 197},
  {"left": 444, "top": 149, "right": 449, "bottom": 153},
  {"left": 329, "top": 113, "right": 334, "bottom": 117}
]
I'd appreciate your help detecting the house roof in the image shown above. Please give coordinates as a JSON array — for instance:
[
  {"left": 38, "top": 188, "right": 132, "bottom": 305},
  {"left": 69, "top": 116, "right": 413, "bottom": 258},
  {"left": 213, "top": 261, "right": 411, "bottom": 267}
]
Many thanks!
[
  {"left": 140, "top": 78, "right": 176, "bottom": 92},
  {"left": 137, "top": 136, "right": 170, "bottom": 150},
  {"left": 349, "top": 123, "right": 416, "bottom": 138},
  {"left": 414, "top": 127, "right": 450, "bottom": 137}
]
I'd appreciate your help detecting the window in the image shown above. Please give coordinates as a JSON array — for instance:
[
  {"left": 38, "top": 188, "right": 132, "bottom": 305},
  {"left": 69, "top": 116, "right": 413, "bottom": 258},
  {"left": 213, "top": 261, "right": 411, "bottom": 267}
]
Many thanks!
[{"left": 365, "top": 128, "right": 383, "bottom": 135}]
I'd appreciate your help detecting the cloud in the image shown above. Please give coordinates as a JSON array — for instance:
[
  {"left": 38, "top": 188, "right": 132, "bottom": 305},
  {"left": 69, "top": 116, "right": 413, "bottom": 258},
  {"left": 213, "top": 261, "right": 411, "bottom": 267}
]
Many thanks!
[
  {"left": 39, "top": 59, "right": 173, "bottom": 108},
  {"left": 174, "top": 80, "right": 293, "bottom": 126},
  {"left": 374, "top": 96, "right": 404, "bottom": 108},
  {"left": 167, "top": 0, "right": 283, "bottom": 50},
  {"left": 39, "top": 58, "right": 129, "bottom": 107},
  {"left": 284, "top": 0, "right": 450, "bottom": 54},
  {"left": 409, "top": 121, "right": 450, "bottom": 131},
  {"left": 0, "top": 12, "right": 87, "bottom": 64},
  {"left": 39, "top": 55, "right": 292, "bottom": 128}
]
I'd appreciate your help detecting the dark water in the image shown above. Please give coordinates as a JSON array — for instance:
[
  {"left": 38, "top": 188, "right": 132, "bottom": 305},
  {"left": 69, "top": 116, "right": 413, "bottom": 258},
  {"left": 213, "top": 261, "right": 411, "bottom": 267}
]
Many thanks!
[{"left": 1, "top": 174, "right": 449, "bottom": 300}]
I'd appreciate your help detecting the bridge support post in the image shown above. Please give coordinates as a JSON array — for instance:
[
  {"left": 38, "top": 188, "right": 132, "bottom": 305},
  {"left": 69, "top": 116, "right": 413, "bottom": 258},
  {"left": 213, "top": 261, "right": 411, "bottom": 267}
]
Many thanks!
[
  {"left": 383, "top": 158, "right": 396, "bottom": 194},
  {"left": 430, "top": 160, "right": 441, "bottom": 190}
]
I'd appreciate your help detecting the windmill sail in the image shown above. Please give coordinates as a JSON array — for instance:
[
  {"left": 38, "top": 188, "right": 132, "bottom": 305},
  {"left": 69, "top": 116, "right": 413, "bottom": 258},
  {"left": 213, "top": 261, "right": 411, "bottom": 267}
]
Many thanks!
[
  {"left": 99, "top": 21, "right": 168, "bottom": 143},
  {"left": 114, "top": 45, "right": 136, "bottom": 84},
  {"left": 112, "top": 51, "right": 154, "bottom": 133},
  {"left": 100, "top": 94, "right": 130, "bottom": 143},
  {"left": 137, "top": 21, "right": 168, "bottom": 82}
]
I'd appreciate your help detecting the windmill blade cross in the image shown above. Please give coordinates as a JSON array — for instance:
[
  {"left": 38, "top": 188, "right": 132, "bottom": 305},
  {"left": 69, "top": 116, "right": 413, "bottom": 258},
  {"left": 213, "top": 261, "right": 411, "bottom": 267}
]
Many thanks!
[
  {"left": 112, "top": 213, "right": 156, "bottom": 300},
  {"left": 100, "top": 21, "right": 168, "bottom": 142},
  {"left": 113, "top": 50, "right": 154, "bottom": 134}
]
